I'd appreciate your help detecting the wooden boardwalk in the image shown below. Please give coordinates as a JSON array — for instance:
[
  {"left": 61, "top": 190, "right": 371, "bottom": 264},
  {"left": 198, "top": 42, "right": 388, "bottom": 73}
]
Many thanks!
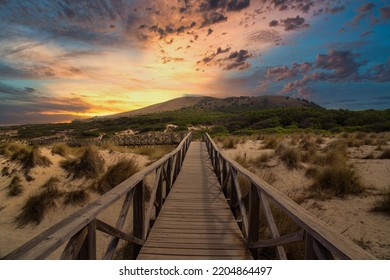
[{"left": 137, "top": 142, "right": 252, "bottom": 260}]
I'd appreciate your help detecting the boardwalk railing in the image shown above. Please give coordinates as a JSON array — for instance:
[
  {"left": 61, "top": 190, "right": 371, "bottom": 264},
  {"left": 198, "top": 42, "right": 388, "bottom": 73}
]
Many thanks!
[
  {"left": 3, "top": 133, "right": 192, "bottom": 260},
  {"left": 204, "top": 133, "right": 375, "bottom": 260}
]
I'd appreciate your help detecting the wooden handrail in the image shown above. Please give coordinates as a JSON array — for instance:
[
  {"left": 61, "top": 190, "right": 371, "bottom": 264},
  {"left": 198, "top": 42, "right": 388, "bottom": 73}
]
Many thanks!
[
  {"left": 3, "top": 132, "right": 192, "bottom": 260},
  {"left": 204, "top": 133, "right": 375, "bottom": 260}
]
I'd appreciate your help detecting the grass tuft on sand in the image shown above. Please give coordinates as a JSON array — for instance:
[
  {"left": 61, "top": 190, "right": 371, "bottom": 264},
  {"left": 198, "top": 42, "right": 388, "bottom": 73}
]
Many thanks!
[
  {"left": 15, "top": 187, "right": 62, "bottom": 227},
  {"left": 64, "top": 190, "right": 90, "bottom": 206},
  {"left": 372, "top": 190, "right": 390, "bottom": 215},
  {"left": 93, "top": 158, "right": 139, "bottom": 194},
  {"left": 311, "top": 163, "right": 364, "bottom": 197},
  {"left": 7, "top": 175, "right": 24, "bottom": 197},
  {"left": 61, "top": 146, "right": 104, "bottom": 179},
  {"left": 23, "top": 147, "right": 52, "bottom": 172}
]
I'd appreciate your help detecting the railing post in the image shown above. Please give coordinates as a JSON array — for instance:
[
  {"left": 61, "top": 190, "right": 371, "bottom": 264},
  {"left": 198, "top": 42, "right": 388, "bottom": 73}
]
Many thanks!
[
  {"left": 77, "top": 219, "right": 96, "bottom": 260},
  {"left": 221, "top": 160, "right": 228, "bottom": 195},
  {"left": 247, "top": 183, "right": 260, "bottom": 259},
  {"left": 230, "top": 168, "right": 238, "bottom": 217},
  {"left": 304, "top": 231, "right": 316, "bottom": 260},
  {"left": 166, "top": 157, "right": 172, "bottom": 193},
  {"left": 133, "top": 180, "right": 144, "bottom": 259}
]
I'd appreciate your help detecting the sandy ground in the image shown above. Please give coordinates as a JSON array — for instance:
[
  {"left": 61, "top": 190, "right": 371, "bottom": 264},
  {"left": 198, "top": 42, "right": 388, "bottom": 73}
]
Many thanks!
[
  {"left": 0, "top": 146, "right": 150, "bottom": 259},
  {"left": 219, "top": 134, "right": 390, "bottom": 259}
]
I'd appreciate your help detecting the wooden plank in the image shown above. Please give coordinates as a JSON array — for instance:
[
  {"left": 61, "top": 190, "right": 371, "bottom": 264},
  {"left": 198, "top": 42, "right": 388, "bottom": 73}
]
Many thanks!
[
  {"left": 137, "top": 254, "right": 250, "bottom": 260},
  {"left": 260, "top": 192, "right": 287, "bottom": 260},
  {"left": 140, "top": 247, "right": 250, "bottom": 257},
  {"left": 249, "top": 230, "right": 304, "bottom": 249},
  {"left": 247, "top": 183, "right": 260, "bottom": 259},
  {"left": 133, "top": 180, "right": 144, "bottom": 259},
  {"left": 138, "top": 142, "right": 251, "bottom": 260},
  {"left": 96, "top": 219, "right": 143, "bottom": 246},
  {"left": 103, "top": 189, "right": 134, "bottom": 260},
  {"left": 60, "top": 227, "right": 88, "bottom": 260}
]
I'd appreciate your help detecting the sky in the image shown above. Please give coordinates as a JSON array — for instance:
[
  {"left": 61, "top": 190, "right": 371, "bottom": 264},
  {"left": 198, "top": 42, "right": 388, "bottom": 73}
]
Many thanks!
[{"left": 0, "top": 0, "right": 389, "bottom": 125}]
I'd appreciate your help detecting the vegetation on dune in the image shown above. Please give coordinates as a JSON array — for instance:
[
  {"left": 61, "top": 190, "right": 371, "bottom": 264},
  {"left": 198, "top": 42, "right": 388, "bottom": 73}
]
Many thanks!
[
  {"left": 0, "top": 142, "right": 31, "bottom": 161},
  {"left": 311, "top": 163, "right": 364, "bottom": 197},
  {"left": 64, "top": 189, "right": 90, "bottom": 206},
  {"left": 7, "top": 175, "right": 24, "bottom": 197},
  {"left": 372, "top": 190, "right": 390, "bottom": 215},
  {"left": 61, "top": 146, "right": 104, "bottom": 179},
  {"left": 93, "top": 159, "right": 139, "bottom": 194},
  {"left": 379, "top": 148, "right": 390, "bottom": 159},
  {"left": 41, "top": 176, "right": 60, "bottom": 190},
  {"left": 130, "top": 145, "right": 176, "bottom": 161},
  {"left": 15, "top": 187, "right": 62, "bottom": 227},
  {"left": 23, "top": 147, "right": 52, "bottom": 172}
]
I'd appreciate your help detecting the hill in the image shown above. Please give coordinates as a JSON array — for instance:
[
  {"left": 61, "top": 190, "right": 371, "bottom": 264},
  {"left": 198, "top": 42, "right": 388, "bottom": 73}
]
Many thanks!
[{"left": 94, "top": 95, "right": 320, "bottom": 120}]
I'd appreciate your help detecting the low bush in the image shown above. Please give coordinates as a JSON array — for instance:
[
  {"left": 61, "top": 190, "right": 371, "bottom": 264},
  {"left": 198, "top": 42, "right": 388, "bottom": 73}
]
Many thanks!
[
  {"left": 64, "top": 190, "right": 90, "bottom": 206},
  {"left": 7, "top": 175, "right": 24, "bottom": 197}
]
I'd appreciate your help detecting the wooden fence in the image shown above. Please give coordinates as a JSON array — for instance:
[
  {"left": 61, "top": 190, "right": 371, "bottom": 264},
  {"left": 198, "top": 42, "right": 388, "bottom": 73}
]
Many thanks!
[
  {"left": 26, "top": 133, "right": 184, "bottom": 146},
  {"left": 3, "top": 133, "right": 192, "bottom": 260},
  {"left": 204, "top": 133, "right": 375, "bottom": 260}
]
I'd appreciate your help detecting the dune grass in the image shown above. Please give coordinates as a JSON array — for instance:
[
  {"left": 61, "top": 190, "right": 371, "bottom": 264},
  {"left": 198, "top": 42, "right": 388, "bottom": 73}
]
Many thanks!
[
  {"left": 23, "top": 147, "right": 52, "bottom": 172},
  {"left": 221, "top": 136, "right": 238, "bottom": 149},
  {"left": 372, "top": 191, "right": 390, "bottom": 215},
  {"left": 41, "top": 176, "right": 60, "bottom": 190},
  {"left": 311, "top": 163, "right": 364, "bottom": 197},
  {"left": 15, "top": 187, "right": 62, "bottom": 227},
  {"left": 130, "top": 145, "right": 175, "bottom": 161},
  {"left": 0, "top": 142, "right": 31, "bottom": 160},
  {"left": 64, "top": 190, "right": 90, "bottom": 206},
  {"left": 379, "top": 148, "right": 390, "bottom": 159},
  {"left": 51, "top": 143, "right": 71, "bottom": 157},
  {"left": 7, "top": 175, "right": 24, "bottom": 197},
  {"left": 93, "top": 158, "right": 139, "bottom": 194},
  {"left": 61, "top": 146, "right": 104, "bottom": 179}
]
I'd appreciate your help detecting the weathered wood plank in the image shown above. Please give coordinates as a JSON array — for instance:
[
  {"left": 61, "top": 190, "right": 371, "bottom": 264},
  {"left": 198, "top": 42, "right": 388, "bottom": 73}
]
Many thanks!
[
  {"left": 137, "top": 142, "right": 252, "bottom": 260},
  {"left": 96, "top": 219, "right": 143, "bottom": 246}
]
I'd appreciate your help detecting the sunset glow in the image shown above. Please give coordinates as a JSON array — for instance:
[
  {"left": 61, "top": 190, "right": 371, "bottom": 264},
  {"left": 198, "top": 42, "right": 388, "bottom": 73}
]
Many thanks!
[{"left": 0, "top": 0, "right": 389, "bottom": 124}]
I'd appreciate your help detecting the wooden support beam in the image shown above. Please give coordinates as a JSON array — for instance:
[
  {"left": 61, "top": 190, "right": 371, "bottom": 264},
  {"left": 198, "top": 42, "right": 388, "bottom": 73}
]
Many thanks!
[
  {"left": 249, "top": 230, "right": 304, "bottom": 249},
  {"left": 96, "top": 219, "right": 143, "bottom": 246},
  {"left": 247, "top": 183, "right": 260, "bottom": 259},
  {"left": 259, "top": 191, "right": 287, "bottom": 260},
  {"left": 133, "top": 180, "right": 144, "bottom": 259}
]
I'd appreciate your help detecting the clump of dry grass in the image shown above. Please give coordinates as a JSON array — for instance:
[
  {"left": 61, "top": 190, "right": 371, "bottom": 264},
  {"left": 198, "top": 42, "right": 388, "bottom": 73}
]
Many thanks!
[
  {"left": 234, "top": 154, "right": 250, "bottom": 169},
  {"left": 51, "top": 143, "right": 70, "bottom": 157},
  {"left": 372, "top": 191, "right": 390, "bottom": 215},
  {"left": 61, "top": 146, "right": 104, "bottom": 179},
  {"left": 64, "top": 189, "right": 90, "bottom": 206},
  {"left": 0, "top": 142, "right": 31, "bottom": 160},
  {"left": 15, "top": 187, "right": 62, "bottom": 227},
  {"left": 7, "top": 175, "right": 24, "bottom": 197},
  {"left": 23, "top": 147, "right": 52, "bottom": 172},
  {"left": 250, "top": 152, "right": 274, "bottom": 167},
  {"left": 311, "top": 163, "right": 364, "bottom": 197},
  {"left": 221, "top": 137, "right": 238, "bottom": 149},
  {"left": 41, "top": 176, "right": 60, "bottom": 190},
  {"left": 263, "top": 137, "right": 279, "bottom": 149},
  {"left": 1, "top": 166, "right": 10, "bottom": 176},
  {"left": 93, "top": 158, "right": 139, "bottom": 194},
  {"left": 279, "top": 146, "right": 301, "bottom": 169},
  {"left": 130, "top": 145, "right": 175, "bottom": 160},
  {"left": 379, "top": 148, "right": 390, "bottom": 159}
]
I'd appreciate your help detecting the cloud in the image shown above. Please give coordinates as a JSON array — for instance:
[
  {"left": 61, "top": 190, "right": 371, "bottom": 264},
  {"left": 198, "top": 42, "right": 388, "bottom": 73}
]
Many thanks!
[
  {"left": 280, "top": 16, "right": 309, "bottom": 31},
  {"left": 249, "top": 29, "right": 281, "bottom": 44},
  {"left": 379, "top": 5, "right": 390, "bottom": 20},
  {"left": 365, "top": 58, "right": 390, "bottom": 82},
  {"left": 351, "top": 2, "right": 376, "bottom": 26},
  {"left": 200, "top": 12, "right": 228, "bottom": 27},
  {"left": 223, "top": 49, "right": 251, "bottom": 70}
]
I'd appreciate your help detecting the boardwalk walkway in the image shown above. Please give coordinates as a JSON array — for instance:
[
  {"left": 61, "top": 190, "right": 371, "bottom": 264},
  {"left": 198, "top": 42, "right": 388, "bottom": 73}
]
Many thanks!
[{"left": 137, "top": 142, "right": 252, "bottom": 260}]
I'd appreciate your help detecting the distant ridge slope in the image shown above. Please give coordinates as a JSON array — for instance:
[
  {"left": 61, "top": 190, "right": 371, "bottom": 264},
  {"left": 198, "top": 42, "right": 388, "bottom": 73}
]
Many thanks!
[{"left": 93, "top": 95, "right": 320, "bottom": 120}]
